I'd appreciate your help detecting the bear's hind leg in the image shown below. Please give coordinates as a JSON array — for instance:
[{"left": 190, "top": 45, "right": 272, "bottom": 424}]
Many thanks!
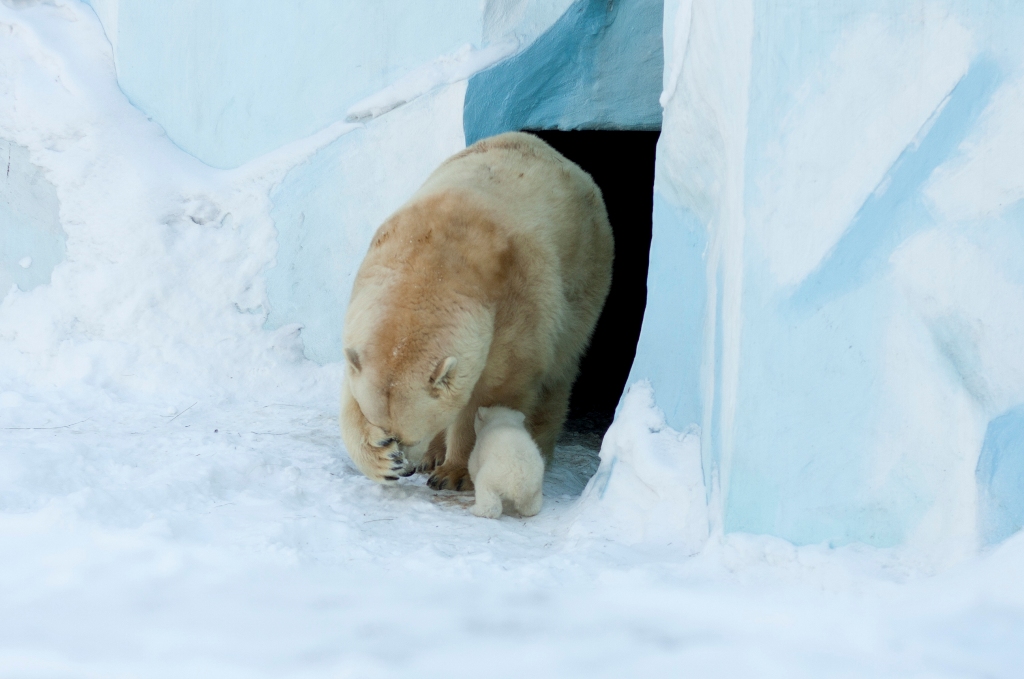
[{"left": 527, "top": 379, "right": 572, "bottom": 460}]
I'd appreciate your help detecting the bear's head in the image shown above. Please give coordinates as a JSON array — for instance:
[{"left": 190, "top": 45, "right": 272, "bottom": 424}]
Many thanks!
[{"left": 343, "top": 304, "right": 493, "bottom": 460}]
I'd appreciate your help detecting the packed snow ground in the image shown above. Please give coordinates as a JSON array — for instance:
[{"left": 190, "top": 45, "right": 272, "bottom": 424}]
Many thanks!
[{"left": 1, "top": 2, "right": 1022, "bottom": 676}]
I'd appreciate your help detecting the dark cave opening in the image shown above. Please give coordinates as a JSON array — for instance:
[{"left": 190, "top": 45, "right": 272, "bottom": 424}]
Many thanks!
[{"left": 527, "top": 129, "right": 659, "bottom": 446}]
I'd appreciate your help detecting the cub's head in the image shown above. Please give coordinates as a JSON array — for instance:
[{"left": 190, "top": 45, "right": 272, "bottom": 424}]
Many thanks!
[{"left": 474, "top": 405, "right": 527, "bottom": 435}]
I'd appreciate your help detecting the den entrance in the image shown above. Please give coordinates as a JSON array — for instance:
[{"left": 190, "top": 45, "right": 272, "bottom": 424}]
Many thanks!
[{"left": 527, "top": 130, "right": 659, "bottom": 450}]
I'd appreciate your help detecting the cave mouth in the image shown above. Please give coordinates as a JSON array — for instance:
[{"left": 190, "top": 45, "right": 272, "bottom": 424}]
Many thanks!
[{"left": 526, "top": 130, "right": 659, "bottom": 449}]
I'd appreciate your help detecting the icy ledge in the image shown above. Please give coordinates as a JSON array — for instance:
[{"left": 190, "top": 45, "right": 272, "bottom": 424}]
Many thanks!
[
  {"left": 570, "top": 380, "right": 710, "bottom": 553},
  {"left": 345, "top": 41, "right": 519, "bottom": 122}
]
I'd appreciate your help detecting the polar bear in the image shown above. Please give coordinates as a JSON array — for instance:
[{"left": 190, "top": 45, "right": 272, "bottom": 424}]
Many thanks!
[
  {"left": 341, "top": 131, "right": 613, "bottom": 490},
  {"left": 468, "top": 406, "right": 544, "bottom": 518}
]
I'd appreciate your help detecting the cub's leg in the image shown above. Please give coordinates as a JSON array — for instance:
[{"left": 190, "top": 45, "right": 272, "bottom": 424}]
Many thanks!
[
  {"left": 427, "top": 405, "right": 476, "bottom": 491},
  {"left": 470, "top": 485, "right": 503, "bottom": 519},
  {"left": 516, "top": 489, "right": 543, "bottom": 518}
]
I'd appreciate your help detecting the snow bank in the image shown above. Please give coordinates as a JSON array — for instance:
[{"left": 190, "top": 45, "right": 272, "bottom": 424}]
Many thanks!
[{"left": 0, "top": 0, "right": 334, "bottom": 411}]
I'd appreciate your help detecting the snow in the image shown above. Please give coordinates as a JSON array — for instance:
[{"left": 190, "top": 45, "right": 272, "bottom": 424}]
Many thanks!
[{"left": 1, "top": 0, "right": 1023, "bottom": 675}]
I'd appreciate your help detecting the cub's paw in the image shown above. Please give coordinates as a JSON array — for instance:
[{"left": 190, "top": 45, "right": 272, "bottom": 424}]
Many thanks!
[
  {"left": 470, "top": 501, "right": 502, "bottom": 519},
  {"left": 427, "top": 464, "right": 474, "bottom": 492}
]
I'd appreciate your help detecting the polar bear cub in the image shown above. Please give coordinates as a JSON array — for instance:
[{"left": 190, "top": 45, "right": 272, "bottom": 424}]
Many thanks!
[{"left": 468, "top": 406, "right": 545, "bottom": 519}]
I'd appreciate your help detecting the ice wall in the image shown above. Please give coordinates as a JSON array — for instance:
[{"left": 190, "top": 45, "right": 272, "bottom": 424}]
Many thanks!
[
  {"left": 630, "top": 0, "right": 1024, "bottom": 552},
  {"left": 464, "top": 0, "right": 663, "bottom": 143},
  {"left": 84, "top": 0, "right": 574, "bottom": 169}
]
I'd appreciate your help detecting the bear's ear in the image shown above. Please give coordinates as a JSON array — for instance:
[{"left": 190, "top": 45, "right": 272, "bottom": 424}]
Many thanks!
[
  {"left": 476, "top": 406, "right": 489, "bottom": 422},
  {"left": 429, "top": 356, "right": 458, "bottom": 393},
  {"left": 345, "top": 348, "right": 361, "bottom": 373}
]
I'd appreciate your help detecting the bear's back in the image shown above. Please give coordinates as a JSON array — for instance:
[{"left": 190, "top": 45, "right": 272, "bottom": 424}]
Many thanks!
[
  {"left": 415, "top": 132, "right": 608, "bottom": 247},
  {"left": 411, "top": 132, "right": 614, "bottom": 377}
]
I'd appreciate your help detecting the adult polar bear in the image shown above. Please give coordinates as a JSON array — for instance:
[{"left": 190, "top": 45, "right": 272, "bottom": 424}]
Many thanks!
[{"left": 341, "top": 132, "right": 613, "bottom": 490}]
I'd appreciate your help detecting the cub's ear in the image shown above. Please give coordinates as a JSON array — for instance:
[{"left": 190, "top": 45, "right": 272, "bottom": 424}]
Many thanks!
[
  {"left": 476, "top": 406, "right": 490, "bottom": 422},
  {"left": 429, "top": 356, "right": 458, "bottom": 393},
  {"left": 345, "top": 348, "right": 361, "bottom": 373}
]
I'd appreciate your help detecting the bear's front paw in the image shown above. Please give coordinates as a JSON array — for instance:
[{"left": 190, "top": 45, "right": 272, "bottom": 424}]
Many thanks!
[
  {"left": 361, "top": 444, "right": 414, "bottom": 483},
  {"left": 427, "top": 464, "right": 474, "bottom": 492},
  {"left": 393, "top": 450, "right": 417, "bottom": 478},
  {"left": 387, "top": 448, "right": 417, "bottom": 480}
]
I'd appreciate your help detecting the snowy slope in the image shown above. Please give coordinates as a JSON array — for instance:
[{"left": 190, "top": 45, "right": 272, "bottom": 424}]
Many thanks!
[{"left": 1, "top": 1, "right": 1023, "bottom": 676}]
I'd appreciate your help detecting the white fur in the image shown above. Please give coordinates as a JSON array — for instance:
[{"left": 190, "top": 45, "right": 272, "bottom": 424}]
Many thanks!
[{"left": 468, "top": 407, "right": 545, "bottom": 519}]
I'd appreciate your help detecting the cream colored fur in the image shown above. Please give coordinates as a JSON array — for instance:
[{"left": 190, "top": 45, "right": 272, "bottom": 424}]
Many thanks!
[
  {"left": 468, "top": 407, "right": 544, "bottom": 518},
  {"left": 340, "top": 132, "right": 613, "bottom": 488}
]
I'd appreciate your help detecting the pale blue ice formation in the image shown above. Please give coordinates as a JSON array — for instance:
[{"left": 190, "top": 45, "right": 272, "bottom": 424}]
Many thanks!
[
  {"left": 977, "top": 407, "right": 1024, "bottom": 545},
  {"left": 629, "top": 0, "right": 1024, "bottom": 551},
  {"left": 464, "top": 0, "right": 663, "bottom": 143},
  {"left": 0, "top": 139, "right": 65, "bottom": 294}
]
